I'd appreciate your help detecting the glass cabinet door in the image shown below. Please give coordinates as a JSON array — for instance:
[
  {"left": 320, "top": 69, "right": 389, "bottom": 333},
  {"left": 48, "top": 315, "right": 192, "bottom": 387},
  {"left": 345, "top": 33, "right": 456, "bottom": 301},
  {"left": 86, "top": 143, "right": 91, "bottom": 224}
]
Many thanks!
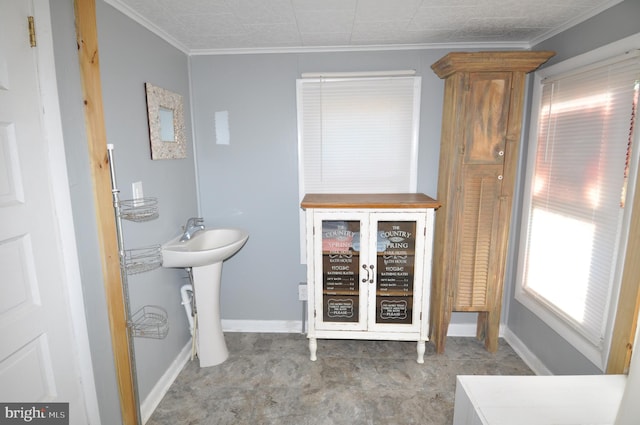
[
  {"left": 370, "top": 214, "right": 425, "bottom": 332},
  {"left": 313, "top": 212, "right": 424, "bottom": 333},
  {"left": 315, "top": 214, "right": 368, "bottom": 330}
]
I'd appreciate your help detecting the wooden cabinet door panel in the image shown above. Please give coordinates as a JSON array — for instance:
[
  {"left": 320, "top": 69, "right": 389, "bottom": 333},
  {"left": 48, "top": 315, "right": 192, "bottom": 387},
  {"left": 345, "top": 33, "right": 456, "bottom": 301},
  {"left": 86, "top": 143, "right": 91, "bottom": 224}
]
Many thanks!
[
  {"left": 454, "top": 165, "right": 504, "bottom": 310},
  {"left": 463, "top": 72, "right": 512, "bottom": 165}
]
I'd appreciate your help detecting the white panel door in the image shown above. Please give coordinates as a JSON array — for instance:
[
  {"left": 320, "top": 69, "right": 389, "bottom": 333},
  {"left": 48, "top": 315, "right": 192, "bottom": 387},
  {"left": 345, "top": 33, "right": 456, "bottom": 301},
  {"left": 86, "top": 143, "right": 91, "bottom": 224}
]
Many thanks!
[{"left": 0, "top": 1, "right": 91, "bottom": 422}]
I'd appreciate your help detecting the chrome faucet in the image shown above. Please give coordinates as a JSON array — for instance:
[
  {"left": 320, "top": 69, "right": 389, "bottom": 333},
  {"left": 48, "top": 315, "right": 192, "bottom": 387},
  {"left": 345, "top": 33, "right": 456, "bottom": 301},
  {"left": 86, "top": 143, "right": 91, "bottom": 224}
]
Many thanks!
[{"left": 180, "top": 217, "right": 205, "bottom": 241}]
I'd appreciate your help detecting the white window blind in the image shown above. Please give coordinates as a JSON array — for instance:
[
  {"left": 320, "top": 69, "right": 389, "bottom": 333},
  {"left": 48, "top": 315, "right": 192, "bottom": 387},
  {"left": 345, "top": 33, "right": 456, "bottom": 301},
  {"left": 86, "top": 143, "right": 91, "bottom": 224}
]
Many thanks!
[
  {"left": 297, "top": 75, "right": 421, "bottom": 196},
  {"left": 517, "top": 50, "right": 640, "bottom": 365}
]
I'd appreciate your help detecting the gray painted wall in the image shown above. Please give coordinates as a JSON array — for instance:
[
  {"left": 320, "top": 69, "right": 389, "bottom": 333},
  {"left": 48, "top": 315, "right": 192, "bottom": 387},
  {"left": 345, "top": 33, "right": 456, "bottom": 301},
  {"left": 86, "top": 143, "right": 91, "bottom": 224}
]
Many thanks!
[
  {"left": 189, "top": 49, "right": 481, "bottom": 328},
  {"left": 52, "top": 1, "right": 197, "bottom": 423},
  {"left": 506, "top": 0, "right": 640, "bottom": 375}
]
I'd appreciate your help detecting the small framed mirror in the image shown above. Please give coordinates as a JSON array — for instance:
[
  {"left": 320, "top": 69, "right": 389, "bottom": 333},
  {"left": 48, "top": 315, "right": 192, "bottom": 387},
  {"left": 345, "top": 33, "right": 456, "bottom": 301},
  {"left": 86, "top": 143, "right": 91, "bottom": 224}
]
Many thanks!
[{"left": 145, "top": 83, "right": 186, "bottom": 159}]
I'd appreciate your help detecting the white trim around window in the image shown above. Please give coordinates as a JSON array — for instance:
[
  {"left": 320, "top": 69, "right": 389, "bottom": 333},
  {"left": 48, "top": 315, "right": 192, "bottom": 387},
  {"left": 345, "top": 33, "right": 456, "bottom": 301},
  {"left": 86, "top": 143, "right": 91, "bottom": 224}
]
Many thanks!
[{"left": 515, "top": 34, "right": 640, "bottom": 370}]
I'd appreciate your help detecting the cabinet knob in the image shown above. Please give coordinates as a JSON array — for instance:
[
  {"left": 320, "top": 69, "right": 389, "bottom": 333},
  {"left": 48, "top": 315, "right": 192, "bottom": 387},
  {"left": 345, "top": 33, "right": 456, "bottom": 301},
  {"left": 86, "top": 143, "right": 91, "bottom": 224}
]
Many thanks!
[
  {"left": 498, "top": 150, "right": 505, "bottom": 157},
  {"left": 498, "top": 175, "right": 504, "bottom": 180}
]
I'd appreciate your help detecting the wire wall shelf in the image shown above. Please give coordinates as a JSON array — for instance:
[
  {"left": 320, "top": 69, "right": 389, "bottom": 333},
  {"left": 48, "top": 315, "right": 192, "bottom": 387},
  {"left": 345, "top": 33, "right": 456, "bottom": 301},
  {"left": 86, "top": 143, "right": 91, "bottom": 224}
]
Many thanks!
[
  {"left": 129, "top": 305, "right": 169, "bottom": 339},
  {"left": 119, "top": 197, "right": 159, "bottom": 222},
  {"left": 107, "top": 144, "right": 166, "bottom": 425},
  {"left": 123, "top": 245, "right": 162, "bottom": 275}
]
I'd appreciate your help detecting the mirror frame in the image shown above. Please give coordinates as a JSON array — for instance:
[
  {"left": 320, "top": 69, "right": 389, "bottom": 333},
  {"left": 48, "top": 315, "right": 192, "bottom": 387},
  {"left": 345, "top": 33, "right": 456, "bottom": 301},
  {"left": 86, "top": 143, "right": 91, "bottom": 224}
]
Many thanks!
[{"left": 145, "top": 83, "right": 186, "bottom": 160}]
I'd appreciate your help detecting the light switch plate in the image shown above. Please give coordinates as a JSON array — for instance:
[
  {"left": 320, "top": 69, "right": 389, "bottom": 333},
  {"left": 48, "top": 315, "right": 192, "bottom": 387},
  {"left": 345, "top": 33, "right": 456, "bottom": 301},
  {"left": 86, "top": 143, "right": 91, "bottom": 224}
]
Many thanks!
[{"left": 132, "top": 181, "right": 143, "bottom": 205}]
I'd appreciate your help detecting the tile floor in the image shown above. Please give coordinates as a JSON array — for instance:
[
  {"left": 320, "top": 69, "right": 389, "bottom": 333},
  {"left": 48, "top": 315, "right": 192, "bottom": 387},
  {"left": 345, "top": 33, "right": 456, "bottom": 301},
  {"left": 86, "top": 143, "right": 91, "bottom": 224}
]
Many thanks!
[{"left": 147, "top": 333, "right": 533, "bottom": 425}]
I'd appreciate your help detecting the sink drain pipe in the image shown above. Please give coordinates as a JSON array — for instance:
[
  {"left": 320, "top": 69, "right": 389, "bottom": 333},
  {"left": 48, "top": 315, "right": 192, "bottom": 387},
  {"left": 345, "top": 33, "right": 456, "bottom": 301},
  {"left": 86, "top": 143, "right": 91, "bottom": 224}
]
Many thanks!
[
  {"left": 182, "top": 268, "right": 199, "bottom": 361},
  {"left": 180, "top": 283, "right": 194, "bottom": 335}
]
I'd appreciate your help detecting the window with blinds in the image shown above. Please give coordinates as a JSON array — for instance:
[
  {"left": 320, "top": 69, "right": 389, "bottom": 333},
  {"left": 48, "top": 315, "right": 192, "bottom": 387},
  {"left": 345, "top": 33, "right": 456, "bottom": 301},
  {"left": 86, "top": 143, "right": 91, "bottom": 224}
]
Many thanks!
[
  {"left": 516, "top": 49, "right": 640, "bottom": 368},
  {"left": 296, "top": 75, "right": 421, "bottom": 196},
  {"left": 296, "top": 73, "right": 422, "bottom": 262}
]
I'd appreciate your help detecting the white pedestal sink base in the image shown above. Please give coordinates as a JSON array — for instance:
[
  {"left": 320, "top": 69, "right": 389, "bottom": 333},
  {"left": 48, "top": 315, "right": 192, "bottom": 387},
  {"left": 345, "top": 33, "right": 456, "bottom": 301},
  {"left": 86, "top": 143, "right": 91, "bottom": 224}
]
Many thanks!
[
  {"left": 192, "top": 262, "right": 229, "bottom": 367},
  {"left": 161, "top": 227, "right": 249, "bottom": 367}
]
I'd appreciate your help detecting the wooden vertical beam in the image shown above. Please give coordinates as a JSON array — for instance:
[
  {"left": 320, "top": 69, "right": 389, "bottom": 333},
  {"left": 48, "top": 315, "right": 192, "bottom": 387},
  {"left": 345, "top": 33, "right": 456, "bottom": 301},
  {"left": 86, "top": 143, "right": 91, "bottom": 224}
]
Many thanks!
[{"left": 73, "top": 1, "right": 138, "bottom": 423}]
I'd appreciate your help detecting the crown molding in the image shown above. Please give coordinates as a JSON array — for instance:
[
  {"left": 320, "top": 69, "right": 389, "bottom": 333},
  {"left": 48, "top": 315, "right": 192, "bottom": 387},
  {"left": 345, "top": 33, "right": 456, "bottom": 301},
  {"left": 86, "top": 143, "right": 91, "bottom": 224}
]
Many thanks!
[
  {"left": 103, "top": 0, "right": 190, "bottom": 54},
  {"left": 528, "top": 0, "right": 624, "bottom": 47},
  {"left": 188, "top": 41, "right": 530, "bottom": 56}
]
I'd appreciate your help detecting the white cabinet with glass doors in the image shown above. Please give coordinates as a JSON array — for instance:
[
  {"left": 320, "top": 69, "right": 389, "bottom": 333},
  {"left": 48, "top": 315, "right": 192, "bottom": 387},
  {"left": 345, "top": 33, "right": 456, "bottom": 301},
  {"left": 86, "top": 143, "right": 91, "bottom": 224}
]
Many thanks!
[{"left": 301, "top": 194, "right": 439, "bottom": 363}]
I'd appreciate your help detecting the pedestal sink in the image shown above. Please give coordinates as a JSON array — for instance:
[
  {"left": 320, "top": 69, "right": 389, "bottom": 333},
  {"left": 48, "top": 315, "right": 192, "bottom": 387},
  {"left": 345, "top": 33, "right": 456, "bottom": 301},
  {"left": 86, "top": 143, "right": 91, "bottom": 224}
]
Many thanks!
[{"left": 162, "top": 228, "right": 249, "bottom": 367}]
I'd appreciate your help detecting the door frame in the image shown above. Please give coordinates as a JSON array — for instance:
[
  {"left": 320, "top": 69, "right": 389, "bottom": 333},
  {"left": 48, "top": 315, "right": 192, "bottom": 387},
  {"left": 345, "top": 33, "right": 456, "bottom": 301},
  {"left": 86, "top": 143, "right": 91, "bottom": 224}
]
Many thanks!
[{"left": 32, "top": 0, "right": 100, "bottom": 422}]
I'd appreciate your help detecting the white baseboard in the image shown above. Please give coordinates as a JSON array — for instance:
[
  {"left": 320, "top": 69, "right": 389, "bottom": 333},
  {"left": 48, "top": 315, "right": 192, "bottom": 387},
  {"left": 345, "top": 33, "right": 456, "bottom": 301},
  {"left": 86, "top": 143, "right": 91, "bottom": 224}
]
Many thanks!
[
  {"left": 503, "top": 327, "right": 552, "bottom": 376},
  {"left": 222, "top": 319, "right": 305, "bottom": 333},
  {"left": 445, "top": 322, "right": 507, "bottom": 338},
  {"left": 219, "top": 319, "right": 507, "bottom": 337},
  {"left": 141, "top": 341, "right": 192, "bottom": 424},
  {"left": 446, "top": 323, "right": 477, "bottom": 337}
]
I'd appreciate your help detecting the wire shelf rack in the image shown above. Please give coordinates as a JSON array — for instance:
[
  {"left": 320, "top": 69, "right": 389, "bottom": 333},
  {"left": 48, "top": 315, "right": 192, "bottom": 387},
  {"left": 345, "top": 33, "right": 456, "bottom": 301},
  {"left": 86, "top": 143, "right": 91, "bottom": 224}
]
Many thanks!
[
  {"left": 129, "top": 305, "right": 169, "bottom": 339},
  {"left": 123, "top": 245, "right": 162, "bottom": 275},
  {"left": 119, "top": 197, "right": 159, "bottom": 222}
]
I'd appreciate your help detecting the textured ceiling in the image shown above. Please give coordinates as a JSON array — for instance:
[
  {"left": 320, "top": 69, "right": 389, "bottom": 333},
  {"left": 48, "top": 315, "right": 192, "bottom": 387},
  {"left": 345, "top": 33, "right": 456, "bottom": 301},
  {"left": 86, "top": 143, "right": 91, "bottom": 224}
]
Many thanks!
[{"left": 105, "top": 0, "right": 621, "bottom": 54}]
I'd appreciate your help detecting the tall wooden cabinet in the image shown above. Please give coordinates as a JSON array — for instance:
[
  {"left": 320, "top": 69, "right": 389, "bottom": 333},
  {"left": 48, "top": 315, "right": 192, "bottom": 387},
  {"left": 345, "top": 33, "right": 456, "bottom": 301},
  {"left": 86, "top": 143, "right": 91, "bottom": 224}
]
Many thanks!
[{"left": 429, "top": 51, "right": 554, "bottom": 353}]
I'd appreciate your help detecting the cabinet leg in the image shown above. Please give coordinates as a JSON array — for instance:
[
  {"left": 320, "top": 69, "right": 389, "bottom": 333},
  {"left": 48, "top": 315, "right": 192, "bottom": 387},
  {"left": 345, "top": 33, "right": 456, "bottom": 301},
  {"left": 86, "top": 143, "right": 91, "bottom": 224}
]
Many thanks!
[
  {"left": 482, "top": 310, "right": 500, "bottom": 352},
  {"left": 309, "top": 337, "right": 317, "bottom": 361},
  {"left": 476, "top": 312, "right": 488, "bottom": 341},
  {"left": 430, "top": 306, "right": 451, "bottom": 354},
  {"left": 417, "top": 340, "right": 425, "bottom": 364},
  {"left": 477, "top": 311, "right": 500, "bottom": 352}
]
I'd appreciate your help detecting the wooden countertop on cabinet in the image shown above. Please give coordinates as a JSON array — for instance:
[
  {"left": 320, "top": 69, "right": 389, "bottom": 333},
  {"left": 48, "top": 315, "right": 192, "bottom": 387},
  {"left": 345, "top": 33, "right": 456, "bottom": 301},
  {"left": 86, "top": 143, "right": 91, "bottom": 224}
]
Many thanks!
[{"left": 301, "top": 193, "right": 441, "bottom": 210}]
